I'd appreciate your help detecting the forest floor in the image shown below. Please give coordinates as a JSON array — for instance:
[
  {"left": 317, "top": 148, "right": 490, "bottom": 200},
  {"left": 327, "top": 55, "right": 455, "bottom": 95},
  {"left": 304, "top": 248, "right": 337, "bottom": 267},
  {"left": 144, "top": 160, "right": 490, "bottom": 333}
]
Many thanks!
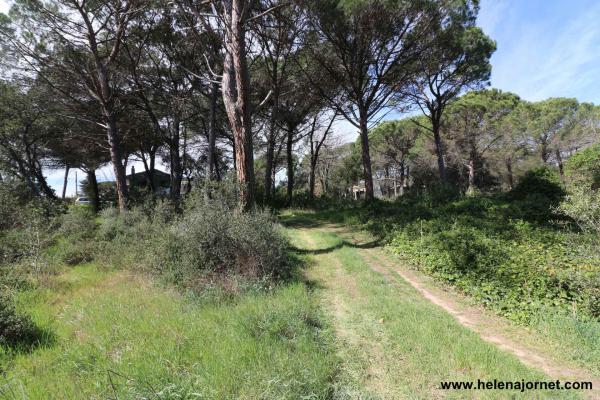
[{"left": 282, "top": 210, "right": 599, "bottom": 399}]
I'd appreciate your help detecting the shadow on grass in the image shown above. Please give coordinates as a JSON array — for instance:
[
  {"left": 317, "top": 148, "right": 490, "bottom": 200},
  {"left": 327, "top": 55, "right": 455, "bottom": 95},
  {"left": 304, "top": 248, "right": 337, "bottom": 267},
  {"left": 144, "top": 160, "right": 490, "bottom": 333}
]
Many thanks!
[
  {"left": 1, "top": 325, "right": 56, "bottom": 358},
  {"left": 289, "top": 238, "right": 381, "bottom": 256}
]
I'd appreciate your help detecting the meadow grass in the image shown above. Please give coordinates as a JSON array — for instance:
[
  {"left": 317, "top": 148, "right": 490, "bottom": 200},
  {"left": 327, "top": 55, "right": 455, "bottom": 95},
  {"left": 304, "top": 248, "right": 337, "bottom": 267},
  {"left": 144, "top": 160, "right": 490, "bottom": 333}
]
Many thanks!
[{"left": 0, "top": 264, "right": 338, "bottom": 399}]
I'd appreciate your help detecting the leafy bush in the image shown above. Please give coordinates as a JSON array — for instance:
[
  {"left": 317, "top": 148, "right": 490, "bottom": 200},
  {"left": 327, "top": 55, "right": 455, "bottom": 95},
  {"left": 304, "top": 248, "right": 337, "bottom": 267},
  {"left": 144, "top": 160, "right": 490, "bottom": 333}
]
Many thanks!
[
  {"left": 0, "top": 295, "right": 40, "bottom": 347},
  {"left": 559, "top": 145, "right": 600, "bottom": 234},
  {"left": 58, "top": 207, "right": 97, "bottom": 240},
  {"left": 157, "top": 199, "right": 290, "bottom": 289},
  {"left": 329, "top": 194, "right": 600, "bottom": 323},
  {"left": 510, "top": 167, "right": 565, "bottom": 204}
]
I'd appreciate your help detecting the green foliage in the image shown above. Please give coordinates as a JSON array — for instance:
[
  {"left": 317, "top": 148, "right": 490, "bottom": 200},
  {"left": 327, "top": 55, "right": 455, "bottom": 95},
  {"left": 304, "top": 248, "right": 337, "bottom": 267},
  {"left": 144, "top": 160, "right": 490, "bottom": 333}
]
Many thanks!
[
  {"left": 565, "top": 143, "right": 600, "bottom": 188},
  {"left": 322, "top": 194, "right": 600, "bottom": 324},
  {"left": 559, "top": 144, "right": 600, "bottom": 234},
  {"left": 511, "top": 167, "right": 566, "bottom": 202},
  {"left": 507, "top": 167, "right": 566, "bottom": 222},
  {"left": 0, "top": 294, "right": 40, "bottom": 347},
  {"left": 157, "top": 194, "right": 291, "bottom": 288}
]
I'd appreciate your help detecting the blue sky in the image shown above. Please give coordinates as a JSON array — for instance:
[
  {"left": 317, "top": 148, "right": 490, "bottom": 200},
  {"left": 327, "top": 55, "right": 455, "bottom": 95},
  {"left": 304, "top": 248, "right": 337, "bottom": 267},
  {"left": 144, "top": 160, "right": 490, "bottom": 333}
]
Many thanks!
[
  {"left": 478, "top": 0, "right": 600, "bottom": 104},
  {"left": 2, "top": 0, "right": 600, "bottom": 194}
]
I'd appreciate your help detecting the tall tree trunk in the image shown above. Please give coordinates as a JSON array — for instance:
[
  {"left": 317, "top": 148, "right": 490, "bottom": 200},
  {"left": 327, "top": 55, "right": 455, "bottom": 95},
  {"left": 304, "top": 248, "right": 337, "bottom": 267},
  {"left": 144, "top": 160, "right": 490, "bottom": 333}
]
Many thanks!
[
  {"left": 104, "top": 110, "right": 128, "bottom": 211},
  {"left": 140, "top": 149, "right": 156, "bottom": 193},
  {"left": 207, "top": 81, "right": 219, "bottom": 181},
  {"left": 506, "top": 159, "right": 514, "bottom": 190},
  {"left": 358, "top": 110, "right": 374, "bottom": 201},
  {"left": 286, "top": 126, "right": 294, "bottom": 206},
  {"left": 264, "top": 90, "right": 280, "bottom": 203},
  {"left": 431, "top": 118, "right": 447, "bottom": 184},
  {"left": 309, "top": 159, "right": 317, "bottom": 202},
  {"left": 399, "top": 162, "right": 405, "bottom": 196},
  {"left": 265, "top": 139, "right": 276, "bottom": 203},
  {"left": 541, "top": 139, "right": 549, "bottom": 164},
  {"left": 87, "top": 169, "right": 100, "bottom": 213},
  {"left": 169, "top": 118, "right": 183, "bottom": 204},
  {"left": 466, "top": 158, "right": 476, "bottom": 195},
  {"left": 222, "top": 0, "right": 255, "bottom": 211},
  {"left": 62, "top": 165, "right": 70, "bottom": 199},
  {"left": 555, "top": 149, "right": 564, "bottom": 177}
]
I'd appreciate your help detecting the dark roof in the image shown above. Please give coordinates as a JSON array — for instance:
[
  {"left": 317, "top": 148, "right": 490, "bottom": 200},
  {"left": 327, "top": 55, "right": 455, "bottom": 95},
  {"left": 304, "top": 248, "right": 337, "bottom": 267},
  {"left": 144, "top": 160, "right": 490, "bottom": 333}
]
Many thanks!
[{"left": 126, "top": 170, "right": 170, "bottom": 188}]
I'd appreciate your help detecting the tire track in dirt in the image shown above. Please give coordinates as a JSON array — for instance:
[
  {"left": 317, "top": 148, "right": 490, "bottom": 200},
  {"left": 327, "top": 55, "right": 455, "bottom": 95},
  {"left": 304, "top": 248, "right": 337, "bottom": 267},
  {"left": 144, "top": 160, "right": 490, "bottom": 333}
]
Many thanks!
[{"left": 327, "top": 224, "right": 600, "bottom": 399}]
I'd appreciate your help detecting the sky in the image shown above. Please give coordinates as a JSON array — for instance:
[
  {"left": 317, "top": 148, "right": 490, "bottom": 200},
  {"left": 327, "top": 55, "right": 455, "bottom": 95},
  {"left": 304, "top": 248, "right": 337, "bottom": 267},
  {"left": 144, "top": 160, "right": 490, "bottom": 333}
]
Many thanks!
[{"left": 2, "top": 0, "right": 600, "bottom": 195}]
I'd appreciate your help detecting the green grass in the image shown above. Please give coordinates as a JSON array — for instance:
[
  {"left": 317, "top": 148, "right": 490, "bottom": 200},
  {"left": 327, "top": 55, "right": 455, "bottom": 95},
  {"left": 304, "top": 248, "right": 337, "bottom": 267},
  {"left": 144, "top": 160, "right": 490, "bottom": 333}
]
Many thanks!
[
  {"left": 0, "top": 264, "right": 338, "bottom": 399},
  {"left": 283, "top": 212, "right": 585, "bottom": 399}
]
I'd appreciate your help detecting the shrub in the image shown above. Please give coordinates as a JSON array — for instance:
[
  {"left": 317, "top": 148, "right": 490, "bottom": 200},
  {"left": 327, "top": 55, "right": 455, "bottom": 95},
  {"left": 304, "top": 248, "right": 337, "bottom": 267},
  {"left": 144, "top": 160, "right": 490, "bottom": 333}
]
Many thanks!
[
  {"left": 0, "top": 294, "right": 40, "bottom": 347},
  {"left": 510, "top": 167, "right": 565, "bottom": 204},
  {"left": 156, "top": 198, "right": 290, "bottom": 289},
  {"left": 559, "top": 145, "right": 600, "bottom": 234},
  {"left": 377, "top": 194, "right": 600, "bottom": 323},
  {"left": 58, "top": 207, "right": 97, "bottom": 240}
]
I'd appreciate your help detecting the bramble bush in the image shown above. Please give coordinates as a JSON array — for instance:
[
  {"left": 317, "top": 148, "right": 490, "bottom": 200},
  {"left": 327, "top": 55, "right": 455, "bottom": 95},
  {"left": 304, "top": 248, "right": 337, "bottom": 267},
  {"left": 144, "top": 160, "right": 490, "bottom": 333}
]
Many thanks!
[{"left": 327, "top": 179, "right": 599, "bottom": 324}]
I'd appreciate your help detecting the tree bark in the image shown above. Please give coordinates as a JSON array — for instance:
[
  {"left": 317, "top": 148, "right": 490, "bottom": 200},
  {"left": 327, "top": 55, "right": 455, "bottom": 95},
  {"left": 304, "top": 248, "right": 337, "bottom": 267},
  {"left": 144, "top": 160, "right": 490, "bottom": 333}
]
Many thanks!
[
  {"left": 169, "top": 118, "right": 183, "bottom": 203},
  {"left": 506, "top": 159, "right": 514, "bottom": 190},
  {"left": 286, "top": 126, "right": 294, "bottom": 206},
  {"left": 140, "top": 149, "right": 156, "bottom": 193},
  {"left": 555, "top": 149, "right": 564, "bottom": 177},
  {"left": 358, "top": 111, "right": 374, "bottom": 201},
  {"left": 309, "top": 159, "right": 317, "bottom": 201},
  {"left": 87, "top": 169, "right": 100, "bottom": 213},
  {"left": 222, "top": 0, "right": 255, "bottom": 211},
  {"left": 62, "top": 165, "right": 70, "bottom": 199},
  {"left": 103, "top": 106, "right": 128, "bottom": 211},
  {"left": 432, "top": 118, "right": 447, "bottom": 184},
  {"left": 207, "top": 81, "right": 219, "bottom": 181},
  {"left": 466, "top": 158, "right": 476, "bottom": 195}
]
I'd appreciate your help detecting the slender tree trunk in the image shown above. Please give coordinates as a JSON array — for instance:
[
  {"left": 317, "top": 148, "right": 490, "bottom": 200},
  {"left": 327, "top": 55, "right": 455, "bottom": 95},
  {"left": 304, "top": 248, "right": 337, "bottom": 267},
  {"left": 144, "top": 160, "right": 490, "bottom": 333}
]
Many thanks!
[
  {"left": 169, "top": 118, "right": 183, "bottom": 203},
  {"left": 207, "top": 81, "right": 219, "bottom": 181},
  {"left": 432, "top": 118, "right": 447, "bottom": 184},
  {"left": 222, "top": 0, "right": 255, "bottom": 211},
  {"left": 104, "top": 110, "right": 128, "bottom": 211},
  {"left": 506, "top": 159, "right": 514, "bottom": 190},
  {"left": 555, "top": 149, "right": 564, "bottom": 177},
  {"left": 87, "top": 169, "right": 100, "bottom": 213},
  {"left": 286, "top": 126, "right": 294, "bottom": 206},
  {"left": 309, "top": 160, "right": 317, "bottom": 201},
  {"left": 466, "top": 158, "right": 476, "bottom": 195},
  {"left": 264, "top": 134, "right": 276, "bottom": 203},
  {"left": 399, "top": 162, "right": 405, "bottom": 196},
  {"left": 62, "top": 165, "right": 70, "bottom": 199},
  {"left": 140, "top": 150, "right": 156, "bottom": 193},
  {"left": 264, "top": 91, "right": 279, "bottom": 203},
  {"left": 358, "top": 110, "right": 374, "bottom": 201}
]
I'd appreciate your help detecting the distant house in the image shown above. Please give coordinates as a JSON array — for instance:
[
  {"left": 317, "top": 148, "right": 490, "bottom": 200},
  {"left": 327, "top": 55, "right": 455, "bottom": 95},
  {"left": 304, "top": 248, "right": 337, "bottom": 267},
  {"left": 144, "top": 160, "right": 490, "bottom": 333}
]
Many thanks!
[{"left": 126, "top": 166, "right": 171, "bottom": 195}]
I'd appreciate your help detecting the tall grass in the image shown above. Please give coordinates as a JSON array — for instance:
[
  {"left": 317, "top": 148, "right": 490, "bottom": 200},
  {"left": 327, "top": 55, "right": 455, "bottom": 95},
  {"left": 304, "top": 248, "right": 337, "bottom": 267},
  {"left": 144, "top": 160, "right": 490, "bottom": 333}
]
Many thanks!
[{"left": 0, "top": 265, "right": 339, "bottom": 399}]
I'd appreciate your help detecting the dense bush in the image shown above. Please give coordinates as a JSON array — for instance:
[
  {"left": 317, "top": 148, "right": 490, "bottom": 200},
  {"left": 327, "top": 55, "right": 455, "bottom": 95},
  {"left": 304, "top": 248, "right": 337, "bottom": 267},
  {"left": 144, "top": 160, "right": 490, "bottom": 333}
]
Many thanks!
[
  {"left": 156, "top": 196, "right": 291, "bottom": 289},
  {"left": 559, "top": 145, "right": 600, "bottom": 234},
  {"left": 334, "top": 193, "right": 600, "bottom": 324},
  {"left": 510, "top": 167, "right": 565, "bottom": 203},
  {"left": 0, "top": 295, "right": 40, "bottom": 347}
]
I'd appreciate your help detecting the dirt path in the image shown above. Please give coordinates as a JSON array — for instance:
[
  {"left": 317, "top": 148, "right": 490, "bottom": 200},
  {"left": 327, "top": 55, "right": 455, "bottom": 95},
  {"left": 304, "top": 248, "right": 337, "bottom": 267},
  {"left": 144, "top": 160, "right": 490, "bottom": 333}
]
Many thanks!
[{"left": 326, "top": 223, "right": 600, "bottom": 398}]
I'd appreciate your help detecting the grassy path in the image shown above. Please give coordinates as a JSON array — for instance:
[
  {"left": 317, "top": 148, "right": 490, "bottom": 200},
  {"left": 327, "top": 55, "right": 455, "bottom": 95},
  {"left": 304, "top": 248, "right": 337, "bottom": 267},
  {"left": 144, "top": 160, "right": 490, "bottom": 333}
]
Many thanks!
[{"left": 283, "top": 212, "right": 595, "bottom": 399}]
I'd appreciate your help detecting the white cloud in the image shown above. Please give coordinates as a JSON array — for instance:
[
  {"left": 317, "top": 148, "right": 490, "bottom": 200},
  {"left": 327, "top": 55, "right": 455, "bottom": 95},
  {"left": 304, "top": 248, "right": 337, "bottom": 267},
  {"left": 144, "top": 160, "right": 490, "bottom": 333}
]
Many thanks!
[{"left": 0, "top": 0, "right": 9, "bottom": 14}]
